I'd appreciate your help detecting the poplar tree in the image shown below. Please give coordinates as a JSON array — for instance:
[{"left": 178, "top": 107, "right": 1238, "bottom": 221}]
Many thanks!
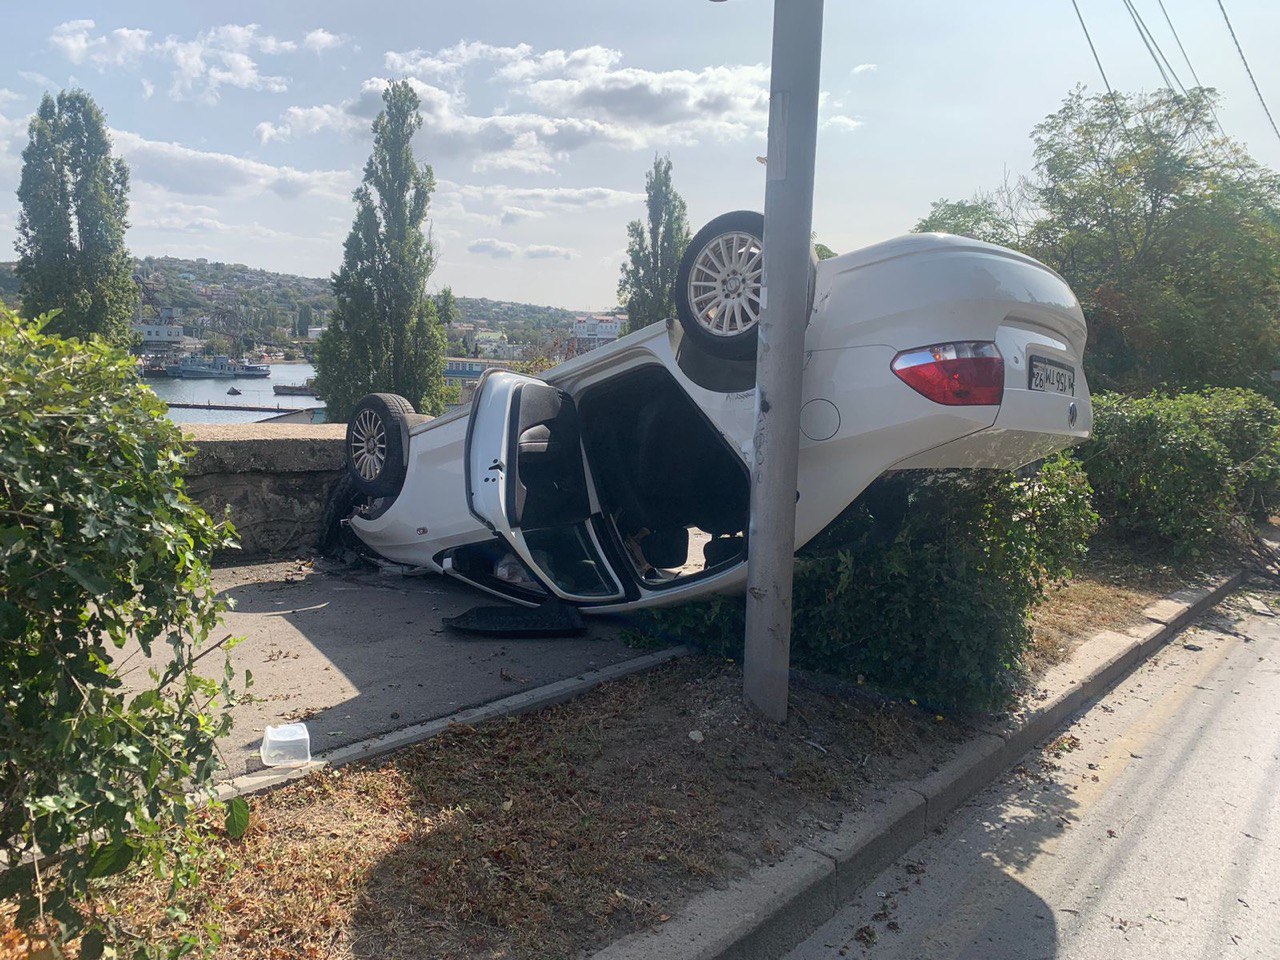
[
  {"left": 315, "top": 81, "right": 446, "bottom": 419},
  {"left": 16, "top": 90, "right": 138, "bottom": 343},
  {"left": 618, "top": 154, "right": 691, "bottom": 334}
]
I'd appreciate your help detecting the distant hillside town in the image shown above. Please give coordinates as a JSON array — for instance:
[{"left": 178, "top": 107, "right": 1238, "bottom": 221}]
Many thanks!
[{"left": 1, "top": 256, "right": 626, "bottom": 400}]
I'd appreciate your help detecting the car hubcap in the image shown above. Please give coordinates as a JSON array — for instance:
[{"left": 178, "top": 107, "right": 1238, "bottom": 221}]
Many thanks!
[
  {"left": 350, "top": 409, "right": 387, "bottom": 481},
  {"left": 688, "top": 230, "right": 763, "bottom": 338}
]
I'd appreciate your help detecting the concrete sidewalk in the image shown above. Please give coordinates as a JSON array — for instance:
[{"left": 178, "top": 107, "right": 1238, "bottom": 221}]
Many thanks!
[{"left": 122, "top": 560, "right": 648, "bottom": 779}]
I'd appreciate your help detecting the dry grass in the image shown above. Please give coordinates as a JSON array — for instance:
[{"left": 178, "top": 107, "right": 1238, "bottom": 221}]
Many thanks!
[
  {"left": 1029, "top": 540, "right": 1224, "bottom": 671},
  {"left": 3, "top": 550, "right": 1211, "bottom": 960},
  {"left": 69, "top": 661, "right": 956, "bottom": 960}
]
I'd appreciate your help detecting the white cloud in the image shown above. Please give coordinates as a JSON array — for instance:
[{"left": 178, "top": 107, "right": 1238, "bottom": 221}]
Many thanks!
[
  {"left": 261, "top": 43, "right": 773, "bottom": 171},
  {"left": 499, "top": 206, "right": 543, "bottom": 226},
  {"left": 257, "top": 103, "right": 360, "bottom": 143},
  {"left": 852, "top": 63, "right": 877, "bottom": 74},
  {"left": 111, "top": 129, "right": 351, "bottom": 199},
  {"left": 50, "top": 20, "right": 151, "bottom": 68},
  {"left": 385, "top": 41, "right": 533, "bottom": 79},
  {"left": 468, "top": 237, "right": 519, "bottom": 258},
  {"left": 140, "top": 79, "right": 154, "bottom": 99},
  {"left": 821, "top": 115, "right": 863, "bottom": 132},
  {"left": 46, "top": 20, "right": 304, "bottom": 103},
  {"left": 0, "top": 89, "right": 21, "bottom": 106},
  {"left": 304, "top": 29, "right": 346, "bottom": 55},
  {"left": 465, "top": 238, "right": 576, "bottom": 261},
  {"left": 524, "top": 244, "right": 575, "bottom": 260},
  {"left": 18, "top": 71, "right": 56, "bottom": 90},
  {"left": 437, "top": 181, "right": 643, "bottom": 228},
  {"left": 473, "top": 185, "right": 643, "bottom": 209}
]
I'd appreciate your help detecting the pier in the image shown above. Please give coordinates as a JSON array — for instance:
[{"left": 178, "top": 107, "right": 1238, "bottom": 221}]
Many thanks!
[{"left": 165, "top": 401, "right": 317, "bottom": 414}]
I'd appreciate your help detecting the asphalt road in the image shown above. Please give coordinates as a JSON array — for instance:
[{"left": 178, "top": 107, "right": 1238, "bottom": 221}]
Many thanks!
[
  {"left": 119, "top": 559, "right": 648, "bottom": 780},
  {"left": 786, "top": 593, "right": 1280, "bottom": 960}
]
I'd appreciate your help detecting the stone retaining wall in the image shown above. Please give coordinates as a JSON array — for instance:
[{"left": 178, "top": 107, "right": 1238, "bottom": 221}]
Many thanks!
[{"left": 183, "top": 423, "right": 347, "bottom": 559}]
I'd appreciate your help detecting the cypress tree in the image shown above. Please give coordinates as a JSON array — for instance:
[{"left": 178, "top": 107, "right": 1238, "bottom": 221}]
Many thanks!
[
  {"left": 617, "top": 154, "right": 691, "bottom": 335},
  {"left": 16, "top": 90, "right": 138, "bottom": 343},
  {"left": 315, "top": 81, "right": 446, "bottom": 419}
]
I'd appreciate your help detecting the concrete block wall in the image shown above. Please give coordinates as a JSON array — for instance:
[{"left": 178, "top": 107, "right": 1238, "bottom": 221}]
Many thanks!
[{"left": 183, "top": 423, "right": 347, "bottom": 559}]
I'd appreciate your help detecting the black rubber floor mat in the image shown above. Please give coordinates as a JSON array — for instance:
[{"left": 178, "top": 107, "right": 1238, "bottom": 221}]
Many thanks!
[{"left": 443, "top": 601, "right": 587, "bottom": 638}]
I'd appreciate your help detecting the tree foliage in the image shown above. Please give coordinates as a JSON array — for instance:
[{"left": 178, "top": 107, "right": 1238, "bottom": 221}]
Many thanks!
[
  {"left": 0, "top": 308, "right": 244, "bottom": 955},
  {"left": 617, "top": 154, "right": 690, "bottom": 334},
  {"left": 16, "top": 90, "right": 138, "bottom": 344},
  {"left": 915, "top": 87, "right": 1280, "bottom": 394},
  {"left": 315, "top": 81, "right": 446, "bottom": 420}
]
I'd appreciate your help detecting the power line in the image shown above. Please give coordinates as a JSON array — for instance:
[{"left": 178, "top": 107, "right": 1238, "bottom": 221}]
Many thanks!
[
  {"left": 1155, "top": 0, "right": 1205, "bottom": 88},
  {"left": 1153, "top": 0, "right": 1228, "bottom": 137},
  {"left": 1070, "top": 0, "right": 1118, "bottom": 101},
  {"left": 1215, "top": 0, "right": 1280, "bottom": 145},
  {"left": 1121, "top": 0, "right": 1182, "bottom": 93}
]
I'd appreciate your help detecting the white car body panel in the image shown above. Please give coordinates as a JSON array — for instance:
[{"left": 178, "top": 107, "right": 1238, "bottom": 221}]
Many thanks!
[{"left": 348, "top": 233, "right": 1092, "bottom": 612}]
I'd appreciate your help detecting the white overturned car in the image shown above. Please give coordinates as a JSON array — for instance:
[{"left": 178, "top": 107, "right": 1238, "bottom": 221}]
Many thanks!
[{"left": 340, "top": 211, "right": 1091, "bottom": 613}]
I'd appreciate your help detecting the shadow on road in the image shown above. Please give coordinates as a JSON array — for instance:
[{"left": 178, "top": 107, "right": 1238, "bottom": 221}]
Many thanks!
[{"left": 204, "top": 560, "right": 642, "bottom": 777}]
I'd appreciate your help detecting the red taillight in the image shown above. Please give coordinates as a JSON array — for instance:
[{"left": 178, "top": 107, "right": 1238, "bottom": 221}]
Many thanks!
[{"left": 891, "top": 341, "right": 1004, "bottom": 406}]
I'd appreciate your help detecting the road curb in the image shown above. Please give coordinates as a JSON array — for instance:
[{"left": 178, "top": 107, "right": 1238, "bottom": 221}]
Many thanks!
[
  {"left": 589, "top": 569, "right": 1247, "bottom": 960},
  {"left": 215, "top": 644, "right": 690, "bottom": 802}
]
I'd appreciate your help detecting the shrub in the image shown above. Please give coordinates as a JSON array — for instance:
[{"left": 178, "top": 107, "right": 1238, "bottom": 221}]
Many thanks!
[
  {"left": 638, "top": 457, "right": 1096, "bottom": 713},
  {"left": 0, "top": 310, "right": 244, "bottom": 956},
  {"left": 1079, "top": 388, "right": 1280, "bottom": 554}
]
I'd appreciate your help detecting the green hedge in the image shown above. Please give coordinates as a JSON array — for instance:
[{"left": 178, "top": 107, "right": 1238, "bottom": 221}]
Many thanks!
[
  {"left": 1079, "top": 388, "right": 1280, "bottom": 555},
  {"left": 0, "top": 310, "right": 243, "bottom": 955},
  {"left": 641, "top": 388, "right": 1280, "bottom": 714},
  {"left": 640, "top": 457, "right": 1096, "bottom": 713}
]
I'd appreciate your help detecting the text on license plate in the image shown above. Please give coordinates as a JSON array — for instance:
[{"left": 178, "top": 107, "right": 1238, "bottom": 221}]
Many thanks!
[{"left": 1029, "top": 356, "right": 1075, "bottom": 396}]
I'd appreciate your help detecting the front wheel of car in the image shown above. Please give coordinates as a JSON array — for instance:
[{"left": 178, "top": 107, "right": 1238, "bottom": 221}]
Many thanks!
[
  {"left": 675, "top": 210, "right": 766, "bottom": 362},
  {"left": 346, "top": 393, "right": 414, "bottom": 499}
]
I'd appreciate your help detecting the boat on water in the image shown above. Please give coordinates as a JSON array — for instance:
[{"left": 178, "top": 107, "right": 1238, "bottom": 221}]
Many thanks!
[
  {"left": 273, "top": 377, "right": 320, "bottom": 397},
  {"left": 227, "top": 387, "right": 242, "bottom": 396},
  {"left": 167, "top": 356, "right": 271, "bottom": 379}
]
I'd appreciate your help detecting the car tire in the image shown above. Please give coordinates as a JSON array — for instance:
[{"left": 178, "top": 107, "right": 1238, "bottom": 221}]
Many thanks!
[
  {"left": 676, "top": 211, "right": 765, "bottom": 361},
  {"left": 675, "top": 210, "right": 820, "bottom": 362},
  {"left": 346, "top": 393, "right": 414, "bottom": 499}
]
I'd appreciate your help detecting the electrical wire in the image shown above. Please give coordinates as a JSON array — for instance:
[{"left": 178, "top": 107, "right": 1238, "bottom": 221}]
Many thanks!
[
  {"left": 1070, "top": 0, "right": 1118, "bottom": 101},
  {"left": 1153, "top": 0, "right": 1227, "bottom": 137},
  {"left": 1121, "top": 0, "right": 1182, "bottom": 93},
  {"left": 1215, "top": 0, "right": 1280, "bottom": 144},
  {"left": 1155, "top": 0, "right": 1206, "bottom": 88}
]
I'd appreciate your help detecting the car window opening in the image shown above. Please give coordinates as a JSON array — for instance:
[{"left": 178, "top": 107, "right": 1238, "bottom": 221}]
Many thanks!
[{"left": 578, "top": 366, "right": 750, "bottom": 587}]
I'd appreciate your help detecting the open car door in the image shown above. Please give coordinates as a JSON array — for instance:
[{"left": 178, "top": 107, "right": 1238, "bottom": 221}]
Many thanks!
[{"left": 466, "top": 371, "right": 625, "bottom": 603}]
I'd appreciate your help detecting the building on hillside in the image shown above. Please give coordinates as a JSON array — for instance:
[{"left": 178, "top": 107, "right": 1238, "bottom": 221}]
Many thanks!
[
  {"left": 201, "top": 285, "right": 236, "bottom": 303},
  {"left": 307, "top": 325, "right": 328, "bottom": 340},
  {"left": 444, "top": 356, "right": 509, "bottom": 404},
  {"left": 570, "top": 315, "right": 622, "bottom": 355},
  {"left": 472, "top": 329, "right": 507, "bottom": 357},
  {"left": 131, "top": 322, "right": 185, "bottom": 351}
]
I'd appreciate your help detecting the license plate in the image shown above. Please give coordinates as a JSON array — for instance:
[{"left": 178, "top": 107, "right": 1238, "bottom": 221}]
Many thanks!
[{"left": 1029, "top": 356, "right": 1075, "bottom": 396}]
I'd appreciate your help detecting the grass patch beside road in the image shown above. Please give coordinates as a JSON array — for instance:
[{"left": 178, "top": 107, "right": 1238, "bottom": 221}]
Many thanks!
[
  {"left": 90, "top": 660, "right": 958, "bottom": 960},
  {"left": 1029, "top": 542, "right": 1230, "bottom": 671},
  {"left": 1, "top": 552, "right": 1224, "bottom": 960}
]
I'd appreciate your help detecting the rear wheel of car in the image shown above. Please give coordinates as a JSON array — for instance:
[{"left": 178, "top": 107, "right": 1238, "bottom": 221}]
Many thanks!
[
  {"left": 346, "top": 393, "right": 414, "bottom": 498},
  {"left": 675, "top": 210, "right": 766, "bottom": 361}
]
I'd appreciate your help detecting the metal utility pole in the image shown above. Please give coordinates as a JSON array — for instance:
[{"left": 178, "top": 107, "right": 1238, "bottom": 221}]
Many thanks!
[{"left": 743, "top": 0, "right": 825, "bottom": 722}]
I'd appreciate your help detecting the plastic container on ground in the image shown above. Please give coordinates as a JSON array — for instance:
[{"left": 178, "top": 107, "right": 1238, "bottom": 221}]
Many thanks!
[{"left": 260, "top": 722, "right": 311, "bottom": 766}]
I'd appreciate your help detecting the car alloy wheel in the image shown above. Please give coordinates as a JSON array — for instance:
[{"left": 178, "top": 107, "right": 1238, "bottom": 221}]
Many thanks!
[
  {"left": 687, "top": 230, "right": 764, "bottom": 338},
  {"left": 350, "top": 408, "right": 388, "bottom": 482}
]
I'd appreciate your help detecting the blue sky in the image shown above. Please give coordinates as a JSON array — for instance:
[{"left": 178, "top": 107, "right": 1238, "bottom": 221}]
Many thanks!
[{"left": 0, "top": 0, "right": 1277, "bottom": 310}]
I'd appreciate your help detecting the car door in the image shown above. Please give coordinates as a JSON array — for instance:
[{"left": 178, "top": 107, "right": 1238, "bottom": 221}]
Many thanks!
[{"left": 466, "top": 370, "right": 625, "bottom": 603}]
